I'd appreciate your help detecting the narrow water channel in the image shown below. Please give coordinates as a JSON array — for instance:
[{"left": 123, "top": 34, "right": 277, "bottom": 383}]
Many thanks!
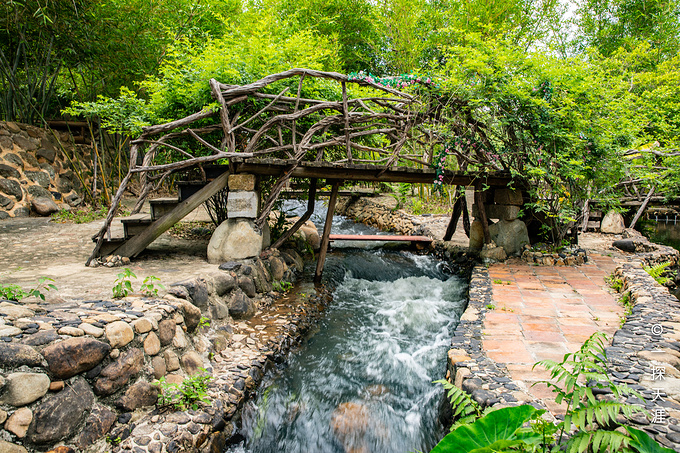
[{"left": 227, "top": 203, "right": 468, "bottom": 453}]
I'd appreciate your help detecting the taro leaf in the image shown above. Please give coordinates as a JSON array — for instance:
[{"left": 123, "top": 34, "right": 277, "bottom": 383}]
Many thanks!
[
  {"left": 430, "top": 405, "right": 538, "bottom": 453},
  {"left": 626, "top": 426, "right": 675, "bottom": 453}
]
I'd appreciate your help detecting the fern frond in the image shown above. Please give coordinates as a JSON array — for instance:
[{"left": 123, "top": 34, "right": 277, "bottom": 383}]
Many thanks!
[
  {"left": 434, "top": 379, "right": 480, "bottom": 430},
  {"left": 566, "top": 430, "right": 630, "bottom": 453}
]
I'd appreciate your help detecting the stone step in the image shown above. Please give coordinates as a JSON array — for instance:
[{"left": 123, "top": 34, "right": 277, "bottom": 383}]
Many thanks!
[
  {"left": 120, "top": 214, "right": 152, "bottom": 239},
  {"left": 149, "top": 197, "right": 179, "bottom": 220}
]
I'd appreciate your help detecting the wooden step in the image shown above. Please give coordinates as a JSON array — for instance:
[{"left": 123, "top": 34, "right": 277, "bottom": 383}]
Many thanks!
[
  {"left": 177, "top": 181, "right": 208, "bottom": 202},
  {"left": 149, "top": 197, "right": 180, "bottom": 220},
  {"left": 92, "top": 237, "right": 126, "bottom": 256},
  {"left": 121, "top": 214, "right": 152, "bottom": 239}
]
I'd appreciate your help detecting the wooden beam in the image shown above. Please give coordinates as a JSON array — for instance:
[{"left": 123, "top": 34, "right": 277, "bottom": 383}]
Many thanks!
[
  {"left": 474, "top": 182, "right": 491, "bottom": 244},
  {"left": 233, "top": 161, "right": 512, "bottom": 186},
  {"left": 271, "top": 178, "right": 318, "bottom": 249},
  {"left": 113, "top": 171, "right": 230, "bottom": 258},
  {"left": 629, "top": 186, "right": 655, "bottom": 229},
  {"left": 315, "top": 181, "right": 341, "bottom": 283}
]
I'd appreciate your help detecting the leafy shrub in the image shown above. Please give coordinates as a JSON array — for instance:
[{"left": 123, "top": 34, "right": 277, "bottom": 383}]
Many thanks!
[
  {"left": 432, "top": 332, "right": 673, "bottom": 453},
  {"left": 156, "top": 369, "right": 211, "bottom": 411},
  {"left": 643, "top": 261, "right": 673, "bottom": 286},
  {"left": 112, "top": 268, "right": 137, "bottom": 298},
  {"left": 0, "top": 277, "right": 57, "bottom": 301}
]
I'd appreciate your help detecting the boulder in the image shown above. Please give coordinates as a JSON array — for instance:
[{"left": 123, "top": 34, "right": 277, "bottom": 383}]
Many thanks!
[
  {"left": 0, "top": 164, "right": 20, "bottom": 179},
  {"left": 26, "top": 377, "right": 94, "bottom": 444},
  {"left": 0, "top": 301, "right": 35, "bottom": 318},
  {"left": 207, "top": 219, "right": 270, "bottom": 263},
  {"left": 143, "top": 332, "right": 161, "bottom": 355},
  {"left": 489, "top": 219, "right": 530, "bottom": 256},
  {"left": 42, "top": 337, "right": 110, "bottom": 379},
  {"left": 0, "top": 178, "right": 23, "bottom": 200},
  {"left": 0, "top": 193, "right": 14, "bottom": 209},
  {"left": 6, "top": 407, "right": 33, "bottom": 438},
  {"left": 238, "top": 277, "right": 257, "bottom": 298},
  {"left": 75, "top": 404, "right": 116, "bottom": 449},
  {"left": 158, "top": 319, "right": 176, "bottom": 345},
  {"left": 212, "top": 272, "right": 236, "bottom": 296},
  {"left": 600, "top": 210, "right": 625, "bottom": 234},
  {"left": 0, "top": 372, "right": 50, "bottom": 406},
  {"left": 180, "top": 351, "right": 204, "bottom": 375},
  {"left": 27, "top": 184, "right": 51, "bottom": 199},
  {"left": 228, "top": 292, "right": 256, "bottom": 319},
  {"left": 210, "top": 300, "right": 230, "bottom": 320},
  {"left": 171, "top": 277, "right": 210, "bottom": 308},
  {"left": 164, "top": 350, "right": 180, "bottom": 372},
  {"left": 115, "top": 381, "right": 159, "bottom": 411},
  {"left": 330, "top": 402, "right": 370, "bottom": 451},
  {"left": 24, "top": 170, "right": 50, "bottom": 188},
  {"left": 105, "top": 320, "right": 134, "bottom": 348},
  {"left": 269, "top": 256, "right": 286, "bottom": 281},
  {"left": 180, "top": 299, "right": 202, "bottom": 332},
  {"left": 0, "top": 343, "right": 45, "bottom": 368},
  {"left": 94, "top": 348, "right": 144, "bottom": 396},
  {"left": 480, "top": 244, "right": 507, "bottom": 261},
  {"left": 0, "top": 440, "right": 27, "bottom": 453}
]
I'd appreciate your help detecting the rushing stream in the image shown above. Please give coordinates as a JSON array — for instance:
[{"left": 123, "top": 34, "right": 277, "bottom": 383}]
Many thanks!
[{"left": 227, "top": 202, "right": 468, "bottom": 453}]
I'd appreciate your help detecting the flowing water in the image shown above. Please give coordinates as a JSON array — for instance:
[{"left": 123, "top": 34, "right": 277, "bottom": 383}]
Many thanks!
[{"left": 227, "top": 202, "right": 468, "bottom": 453}]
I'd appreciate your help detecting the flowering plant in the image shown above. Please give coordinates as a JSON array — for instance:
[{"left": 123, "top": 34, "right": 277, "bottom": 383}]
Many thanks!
[{"left": 347, "top": 71, "right": 438, "bottom": 90}]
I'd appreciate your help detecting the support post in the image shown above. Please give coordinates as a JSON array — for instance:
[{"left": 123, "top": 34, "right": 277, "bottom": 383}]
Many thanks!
[
  {"left": 629, "top": 186, "right": 655, "bottom": 230},
  {"left": 444, "top": 186, "right": 463, "bottom": 241},
  {"left": 315, "top": 181, "right": 341, "bottom": 283},
  {"left": 475, "top": 181, "right": 491, "bottom": 244}
]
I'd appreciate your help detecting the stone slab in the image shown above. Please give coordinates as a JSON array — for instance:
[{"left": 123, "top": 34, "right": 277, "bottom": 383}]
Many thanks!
[{"left": 227, "top": 191, "right": 258, "bottom": 219}]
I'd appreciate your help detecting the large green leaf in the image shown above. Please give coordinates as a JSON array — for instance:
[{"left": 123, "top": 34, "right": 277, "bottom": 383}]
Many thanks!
[
  {"left": 627, "top": 426, "right": 676, "bottom": 453},
  {"left": 430, "top": 405, "right": 538, "bottom": 453}
]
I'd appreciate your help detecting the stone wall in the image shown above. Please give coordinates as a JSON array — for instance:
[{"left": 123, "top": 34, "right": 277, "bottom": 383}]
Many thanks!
[
  {"left": 0, "top": 248, "right": 313, "bottom": 453},
  {"left": 0, "top": 121, "right": 90, "bottom": 219}
]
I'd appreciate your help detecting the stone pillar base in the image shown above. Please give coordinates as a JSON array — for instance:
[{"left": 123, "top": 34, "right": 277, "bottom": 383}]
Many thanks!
[{"left": 207, "top": 219, "right": 270, "bottom": 263}]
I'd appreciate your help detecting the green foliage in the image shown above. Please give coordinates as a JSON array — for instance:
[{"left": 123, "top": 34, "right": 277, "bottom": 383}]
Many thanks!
[
  {"left": 431, "top": 405, "right": 540, "bottom": 453},
  {"left": 113, "top": 269, "right": 164, "bottom": 298},
  {"left": 432, "top": 332, "right": 667, "bottom": 453},
  {"left": 642, "top": 261, "right": 673, "bottom": 286},
  {"left": 112, "top": 268, "right": 137, "bottom": 299},
  {"left": 626, "top": 426, "right": 676, "bottom": 453},
  {"left": 272, "top": 280, "right": 293, "bottom": 292},
  {"left": 606, "top": 273, "right": 624, "bottom": 292},
  {"left": 434, "top": 379, "right": 482, "bottom": 430},
  {"left": 198, "top": 317, "right": 211, "bottom": 329},
  {"left": 534, "top": 332, "right": 645, "bottom": 452},
  {"left": 155, "top": 369, "right": 212, "bottom": 411},
  {"left": 0, "top": 277, "right": 57, "bottom": 302},
  {"left": 51, "top": 206, "right": 111, "bottom": 224},
  {"left": 140, "top": 276, "right": 165, "bottom": 297}
]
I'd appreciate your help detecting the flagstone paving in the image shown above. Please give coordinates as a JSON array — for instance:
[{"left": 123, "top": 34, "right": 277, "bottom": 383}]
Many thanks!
[{"left": 483, "top": 253, "right": 624, "bottom": 415}]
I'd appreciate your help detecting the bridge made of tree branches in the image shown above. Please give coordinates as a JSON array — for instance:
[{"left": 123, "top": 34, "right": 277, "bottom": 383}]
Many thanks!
[{"left": 88, "top": 69, "right": 511, "bottom": 265}]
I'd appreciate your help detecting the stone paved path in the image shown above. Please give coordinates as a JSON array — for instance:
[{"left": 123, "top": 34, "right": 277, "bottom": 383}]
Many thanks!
[
  {"left": 483, "top": 253, "right": 624, "bottom": 415},
  {"left": 0, "top": 205, "right": 217, "bottom": 302}
]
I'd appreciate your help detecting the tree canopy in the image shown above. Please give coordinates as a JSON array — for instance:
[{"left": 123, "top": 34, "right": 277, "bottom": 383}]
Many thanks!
[{"left": 4, "top": 0, "right": 680, "bottom": 242}]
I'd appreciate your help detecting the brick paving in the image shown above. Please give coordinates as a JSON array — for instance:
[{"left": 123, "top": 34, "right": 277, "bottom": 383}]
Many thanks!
[{"left": 483, "top": 254, "right": 624, "bottom": 415}]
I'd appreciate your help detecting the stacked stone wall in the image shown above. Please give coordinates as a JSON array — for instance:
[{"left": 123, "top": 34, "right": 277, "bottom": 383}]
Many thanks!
[
  {"left": 0, "top": 121, "right": 90, "bottom": 219},
  {"left": 0, "top": 248, "right": 313, "bottom": 453}
]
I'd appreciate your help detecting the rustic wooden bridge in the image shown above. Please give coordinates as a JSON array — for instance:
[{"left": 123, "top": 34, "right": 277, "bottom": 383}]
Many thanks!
[{"left": 88, "top": 68, "right": 513, "bottom": 280}]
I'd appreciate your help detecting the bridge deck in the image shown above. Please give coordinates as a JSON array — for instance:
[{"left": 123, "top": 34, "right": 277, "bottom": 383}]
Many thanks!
[{"left": 229, "top": 158, "right": 511, "bottom": 186}]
